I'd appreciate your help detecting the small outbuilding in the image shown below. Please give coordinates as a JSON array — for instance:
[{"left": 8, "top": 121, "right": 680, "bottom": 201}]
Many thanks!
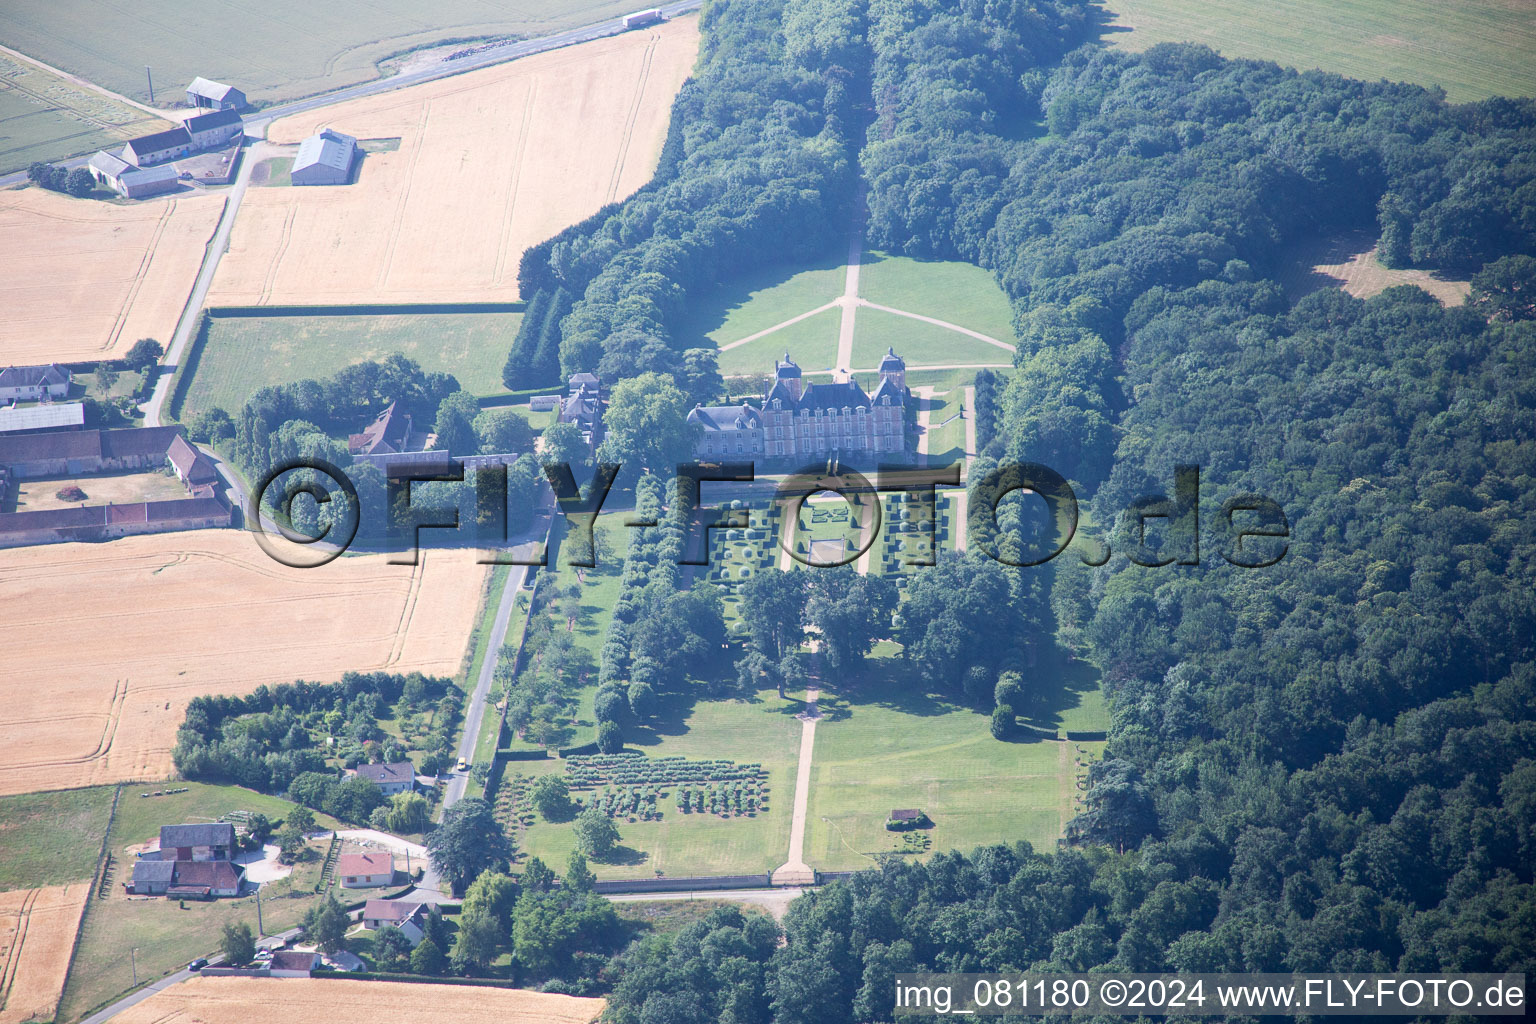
[
  {"left": 885, "top": 808, "right": 931, "bottom": 831},
  {"left": 291, "top": 129, "right": 357, "bottom": 186},
  {"left": 268, "top": 950, "right": 321, "bottom": 977},
  {"left": 337, "top": 852, "right": 395, "bottom": 888},
  {"left": 186, "top": 77, "right": 246, "bottom": 111}
]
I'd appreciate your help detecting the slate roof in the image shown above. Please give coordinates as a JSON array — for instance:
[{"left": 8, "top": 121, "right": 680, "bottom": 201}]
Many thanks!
[
  {"left": 879, "top": 346, "right": 905, "bottom": 372},
  {"left": 161, "top": 822, "right": 236, "bottom": 848},
  {"left": 797, "top": 379, "right": 870, "bottom": 413},
  {"left": 126, "top": 126, "right": 191, "bottom": 154},
  {"left": 0, "top": 364, "right": 71, "bottom": 389},
  {"left": 294, "top": 129, "right": 356, "bottom": 174},
  {"left": 184, "top": 109, "right": 243, "bottom": 134},
  {"left": 132, "top": 859, "right": 176, "bottom": 883},
  {"left": 774, "top": 353, "right": 801, "bottom": 379},
  {"left": 688, "top": 403, "right": 762, "bottom": 431},
  {"left": 354, "top": 761, "right": 415, "bottom": 786},
  {"left": 269, "top": 951, "right": 320, "bottom": 972},
  {"left": 890, "top": 808, "right": 923, "bottom": 820},
  {"left": 363, "top": 899, "right": 423, "bottom": 922},
  {"left": 120, "top": 165, "right": 180, "bottom": 190}
]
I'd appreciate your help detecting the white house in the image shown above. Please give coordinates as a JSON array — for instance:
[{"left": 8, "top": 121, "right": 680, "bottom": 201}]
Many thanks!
[
  {"left": 0, "top": 364, "right": 71, "bottom": 401},
  {"left": 337, "top": 852, "right": 395, "bottom": 888}
]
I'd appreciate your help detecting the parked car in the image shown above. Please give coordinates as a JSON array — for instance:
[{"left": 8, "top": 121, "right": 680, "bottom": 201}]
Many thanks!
[{"left": 188, "top": 958, "right": 207, "bottom": 971}]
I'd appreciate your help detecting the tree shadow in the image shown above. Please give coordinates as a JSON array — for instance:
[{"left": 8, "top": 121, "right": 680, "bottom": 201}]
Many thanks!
[
  {"left": 595, "top": 844, "right": 648, "bottom": 867},
  {"left": 671, "top": 241, "right": 850, "bottom": 350}
]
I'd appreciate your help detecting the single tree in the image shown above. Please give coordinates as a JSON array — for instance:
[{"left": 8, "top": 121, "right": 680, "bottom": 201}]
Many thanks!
[
  {"left": 474, "top": 408, "right": 535, "bottom": 455},
  {"left": 530, "top": 774, "right": 574, "bottom": 821},
  {"left": 220, "top": 921, "right": 256, "bottom": 966},
  {"left": 65, "top": 166, "right": 96, "bottom": 198},
  {"left": 594, "top": 371, "right": 695, "bottom": 471},
  {"left": 538, "top": 420, "right": 589, "bottom": 469},
  {"left": 597, "top": 719, "right": 624, "bottom": 754},
  {"left": 410, "top": 935, "right": 446, "bottom": 975},
  {"left": 461, "top": 869, "right": 517, "bottom": 929},
  {"left": 426, "top": 796, "right": 513, "bottom": 894},
  {"left": 94, "top": 362, "right": 119, "bottom": 393},
  {"left": 994, "top": 671, "right": 1027, "bottom": 715},
  {"left": 373, "top": 925, "right": 413, "bottom": 971},
  {"left": 304, "top": 894, "right": 348, "bottom": 953},
  {"left": 990, "top": 705, "right": 1013, "bottom": 741},
  {"left": 574, "top": 803, "right": 621, "bottom": 860},
  {"left": 450, "top": 908, "right": 502, "bottom": 973},
  {"left": 432, "top": 390, "right": 480, "bottom": 456},
  {"left": 739, "top": 570, "right": 808, "bottom": 660},
  {"left": 565, "top": 850, "right": 596, "bottom": 893},
  {"left": 387, "top": 791, "right": 431, "bottom": 834},
  {"left": 124, "top": 338, "right": 164, "bottom": 373},
  {"left": 520, "top": 856, "right": 556, "bottom": 893}
]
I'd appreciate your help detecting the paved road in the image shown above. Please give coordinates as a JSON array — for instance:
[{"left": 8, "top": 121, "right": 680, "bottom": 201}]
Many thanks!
[{"left": 141, "top": 141, "right": 261, "bottom": 429}]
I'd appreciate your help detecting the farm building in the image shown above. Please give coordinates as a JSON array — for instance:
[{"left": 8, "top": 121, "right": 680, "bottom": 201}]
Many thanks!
[
  {"left": 0, "top": 364, "right": 71, "bottom": 401},
  {"left": 90, "top": 151, "right": 180, "bottom": 198},
  {"left": 167, "top": 435, "right": 220, "bottom": 488},
  {"left": 0, "top": 426, "right": 186, "bottom": 478},
  {"left": 186, "top": 77, "right": 246, "bottom": 110},
  {"left": 353, "top": 761, "right": 416, "bottom": 796},
  {"left": 529, "top": 394, "right": 560, "bottom": 412},
  {"left": 127, "top": 857, "right": 243, "bottom": 898},
  {"left": 337, "top": 852, "right": 394, "bottom": 888},
  {"left": 0, "top": 403, "right": 85, "bottom": 435},
  {"left": 184, "top": 109, "right": 244, "bottom": 150},
  {"left": 159, "top": 822, "right": 236, "bottom": 861},
  {"left": 348, "top": 402, "right": 412, "bottom": 456},
  {"left": 0, "top": 497, "right": 231, "bottom": 548},
  {"left": 291, "top": 129, "right": 357, "bottom": 186},
  {"left": 123, "top": 126, "right": 193, "bottom": 166}
]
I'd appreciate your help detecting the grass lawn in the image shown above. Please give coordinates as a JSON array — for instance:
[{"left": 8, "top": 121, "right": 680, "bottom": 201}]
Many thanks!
[
  {"left": 804, "top": 681, "right": 1073, "bottom": 871},
  {"left": 517, "top": 686, "right": 803, "bottom": 880},
  {"left": 251, "top": 156, "right": 293, "bottom": 187},
  {"left": 176, "top": 310, "right": 522, "bottom": 422},
  {"left": 1102, "top": 0, "right": 1536, "bottom": 102},
  {"left": 0, "top": 0, "right": 653, "bottom": 107},
  {"left": 921, "top": 391, "right": 968, "bottom": 465},
  {"left": 675, "top": 249, "right": 846, "bottom": 351},
  {"left": 0, "top": 786, "right": 116, "bottom": 891},
  {"left": 853, "top": 306, "right": 1014, "bottom": 370},
  {"left": 58, "top": 782, "right": 342, "bottom": 1021},
  {"left": 717, "top": 307, "right": 842, "bottom": 379},
  {"left": 857, "top": 251, "right": 1016, "bottom": 342}
]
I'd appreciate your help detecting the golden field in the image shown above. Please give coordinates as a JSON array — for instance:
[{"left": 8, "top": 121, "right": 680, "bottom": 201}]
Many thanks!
[
  {"left": 208, "top": 18, "right": 699, "bottom": 306},
  {"left": 0, "top": 883, "right": 88, "bottom": 1024},
  {"left": 0, "top": 189, "right": 223, "bottom": 364},
  {"left": 111, "top": 977, "right": 603, "bottom": 1024},
  {"left": 0, "top": 532, "right": 489, "bottom": 797}
]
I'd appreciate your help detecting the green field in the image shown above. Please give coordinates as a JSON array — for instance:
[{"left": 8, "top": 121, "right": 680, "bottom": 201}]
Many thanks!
[
  {"left": 516, "top": 687, "right": 802, "bottom": 879},
  {"left": 717, "top": 307, "right": 842, "bottom": 378},
  {"left": 176, "top": 310, "right": 522, "bottom": 422},
  {"left": 853, "top": 307, "right": 1014, "bottom": 370},
  {"left": 921, "top": 390, "right": 969, "bottom": 464},
  {"left": 1104, "top": 0, "right": 1536, "bottom": 102},
  {"left": 857, "top": 251, "right": 1016, "bottom": 343},
  {"left": 675, "top": 250, "right": 846, "bottom": 350},
  {"left": 0, "top": 51, "right": 168, "bottom": 172},
  {"left": 0, "top": 0, "right": 652, "bottom": 107},
  {"left": 0, "top": 786, "right": 116, "bottom": 891},
  {"left": 58, "top": 782, "right": 343, "bottom": 1021}
]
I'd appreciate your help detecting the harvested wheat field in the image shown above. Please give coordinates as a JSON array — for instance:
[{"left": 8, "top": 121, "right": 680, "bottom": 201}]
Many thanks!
[
  {"left": 113, "top": 977, "right": 603, "bottom": 1024},
  {"left": 208, "top": 18, "right": 698, "bottom": 307},
  {"left": 0, "top": 188, "right": 224, "bottom": 364},
  {"left": 0, "top": 883, "right": 88, "bottom": 1024},
  {"left": 1281, "top": 228, "right": 1470, "bottom": 306},
  {"left": 0, "top": 531, "right": 489, "bottom": 797}
]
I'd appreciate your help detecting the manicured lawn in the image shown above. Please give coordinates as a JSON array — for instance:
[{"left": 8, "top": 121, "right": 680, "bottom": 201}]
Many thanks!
[
  {"left": 1104, "top": 0, "right": 1536, "bottom": 102},
  {"left": 853, "top": 306, "right": 1014, "bottom": 370},
  {"left": 803, "top": 682, "right": 1072, "bottom": 871},
  {"left": 176, "top": 310, "right": 523, "bottom": 422},
  {"left": 857, "top": 251, "right": 1016, "bottom": 342},
  {"left": 58, "top": 782, "right": 342, "bottom": 1021},
  {"left": 517, "top": 687, "right": 802, "bottom": 880},
  {"left": 717, "top": 307, "right": 842, "bottom": 379},
  {"left": 0, "top": 786, "right": 116, "bottom": 890},
  {"left": 920, "top": 390, "right": 968, "bottom": 465},
  {"left": 251, "top": 156, "right": 293, "bottom": 187},
  {"left": 675, "top": 249, "right": 846, "bottom": 351}
]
